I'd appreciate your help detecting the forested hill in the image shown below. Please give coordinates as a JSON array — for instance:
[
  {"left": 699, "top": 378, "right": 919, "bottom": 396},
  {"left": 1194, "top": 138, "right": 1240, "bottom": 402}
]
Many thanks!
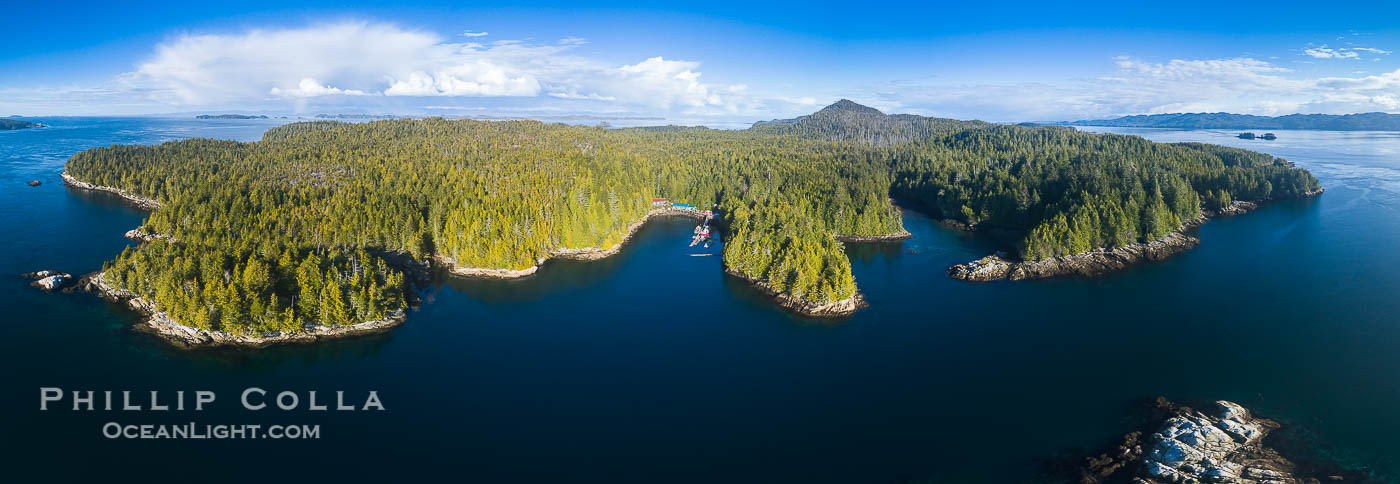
[
  {"left": 1067, "top": 112, "right": 1400, "bottom": 130},
  {"left": 65, "top": 100, "right": 1317, "bottom": 338},
  {"left": 750, "top": 99, "right": 989, "bottom": 146},
  {"left": 1, "top": 119, "right": 38, "bottom": 130}
]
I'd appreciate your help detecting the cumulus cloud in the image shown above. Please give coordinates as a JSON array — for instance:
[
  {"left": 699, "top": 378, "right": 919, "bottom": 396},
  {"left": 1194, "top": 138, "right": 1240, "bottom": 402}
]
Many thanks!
[
  {"left": 270, "top": 78, "right": 368, "bottom": 98},
  {"left": 135, "top": 23, "right": 439, "bottom": 104},
  {"left": 863, "top": 56, "right": 1400, "bottom": 122},
  {"left": 124, "top": 22, "right": 752, "bottom": 114}
]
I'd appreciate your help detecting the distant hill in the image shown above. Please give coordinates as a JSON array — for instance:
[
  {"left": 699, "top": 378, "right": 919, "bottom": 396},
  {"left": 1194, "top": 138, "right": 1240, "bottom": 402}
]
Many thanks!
[
  {"left": 750, "top": 99, "right": 989, "bottom": 146},
  {"left": 1067, "top": 112, "right": 1400, "bottom": 131},
  {"left": 0, "top": 119, "right": 39, "bottom": 130},
  {"left": 196, "top": 114, "right": 269, "bottom": 119}
]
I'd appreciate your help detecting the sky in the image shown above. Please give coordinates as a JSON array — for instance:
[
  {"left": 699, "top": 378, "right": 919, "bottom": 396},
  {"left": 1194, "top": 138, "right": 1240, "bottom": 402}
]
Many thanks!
[{"left": 5, "top": 1, "right": 1400, "bottom": 124}]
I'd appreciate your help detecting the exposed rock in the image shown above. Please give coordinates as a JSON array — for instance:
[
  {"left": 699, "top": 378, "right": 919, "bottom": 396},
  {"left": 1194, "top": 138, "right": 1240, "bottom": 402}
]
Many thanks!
[
  {"left": 723, "top": 267, "right": 866, "bottom": 317},
  {"left": 22, "top": 270, "right": 73, "bottom": 291},
  {"left": 834, "top": 230, "right": 913, "bottom": 242},
  {"left": 1206, "top": 200, "right": 1259, "bottom": 217},
  {"left": 1071, "top": 398, "right": 1370, "bottom": 484},
  {"left": 950, "top": 189, "right": 1325, "bottom": 282},
  {"left": 72, "top": 272, "right": 406, "bottom": 349},
  {"left": 949, "top": 229, "right": 1201, "bottom": 282},
  {"left": 124, "top": 227, "right": 175, "bottom": 243},
  {"left": 61, "top": 173, "right": 162, "bottom": 210},
  {"left": 27, "top": 180, "right": 41, "bottom": 187}
]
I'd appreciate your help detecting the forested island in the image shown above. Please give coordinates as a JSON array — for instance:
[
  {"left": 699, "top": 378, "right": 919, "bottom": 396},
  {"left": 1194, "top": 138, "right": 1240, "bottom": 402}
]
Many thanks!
[
  {"left": 196, "top": 114, "right": 269, "bottom": 119},
  {"left": 1068, "top": 111, "right": 1400, "bottom": 130},
  {"left": 60, "top": 100, "right": 1319, "bottom": 347},
  {"left": 1, "top": 119, "right": 43, "bottom": 130}
]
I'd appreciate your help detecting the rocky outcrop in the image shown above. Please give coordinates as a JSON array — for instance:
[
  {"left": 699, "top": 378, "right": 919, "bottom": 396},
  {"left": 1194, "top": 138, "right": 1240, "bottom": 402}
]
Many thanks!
[
  {"left": 949, "top": 229, "right": 1201, "bottom": 282},
  {"left": 124, "top": 227, "right": 174, "bottom": 243},
  {"left": 73, "top": 272, "right": 406, "bottom": 349},
  {"left": 1073, "top": 398, "right": 1361, "bottom": 484},
  {"left": 723, "top": 267, "right": 866, "bottom": 317},
  {"left": 834, "top": 230, "right": 913, "bottom": 242},
  {"left": 950, "top": 189, "right": 1325, "bottom": 282},
  {"left": 61, "top": 173, "right": 162, "bottom": 210},
  {"left": 27, "top": 180, "right": 41, "bottom": 187},
  {"left": 22, "top": 270, "right": 74, "bottom": 291}
]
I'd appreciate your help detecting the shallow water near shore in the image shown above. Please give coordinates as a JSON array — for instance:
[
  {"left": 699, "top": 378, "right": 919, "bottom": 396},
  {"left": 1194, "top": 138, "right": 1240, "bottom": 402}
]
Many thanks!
[{"left": 3, "top": 118, "right": 1399, "bottom": 482}]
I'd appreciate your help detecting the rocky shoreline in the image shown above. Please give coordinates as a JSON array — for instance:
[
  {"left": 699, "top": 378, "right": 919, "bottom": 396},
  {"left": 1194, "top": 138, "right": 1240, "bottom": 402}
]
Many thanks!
[
  {"left": 1067, "top": 397, "right": 1366, "bottom": 484},
  {"left": 70, "top": 272, "right": 406, "bottom": 349},
  {"left": 61, "top": 173, "right": 162, "bottom": 210},
  {"left": 834, "top": 230, "right": 913, "bottom": 242},
  {"left": 435, "top": 207, "right": 707, "bottom": 278},
  {"left": 949, "top": 189, "right": 1324, "bottom": 282},
  {"left": 723, "top": 267, "right": 866, "bottom": 317},
  {"left": 124, "top": 227, "right": 174, "bottom": 243}
]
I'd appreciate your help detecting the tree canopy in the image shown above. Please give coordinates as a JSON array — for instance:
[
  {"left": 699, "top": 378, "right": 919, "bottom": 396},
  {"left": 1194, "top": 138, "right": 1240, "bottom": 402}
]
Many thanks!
[{"left": 67, "top": 101, "right": 1318, "bottom": 333}]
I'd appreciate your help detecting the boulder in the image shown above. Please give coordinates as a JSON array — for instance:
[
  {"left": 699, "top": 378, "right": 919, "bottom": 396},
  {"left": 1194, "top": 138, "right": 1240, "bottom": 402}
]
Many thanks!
[{"left": 23, "top": 270, "right": 73, "bottom": 291}]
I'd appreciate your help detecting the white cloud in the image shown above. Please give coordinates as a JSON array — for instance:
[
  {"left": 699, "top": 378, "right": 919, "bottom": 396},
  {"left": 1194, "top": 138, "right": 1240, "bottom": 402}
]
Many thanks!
[
  {"left": 1304, "top": 46, "right": 1359, "bottom": 59},
  {"left": 121, "top": 22, "right": 753, "bottom": 115},
  {"left": 862, "top": 56, "right": 1400, "bottom": 121},
  {"left": 1302, "top": 45, "right": 1390, "bottom": 60},
  {"left": 1351, "top": 47, "right": 1391, "bottom": 54},
  {"left": 135, "top": 23, "right": 440, "bottom": 105},
  {"left": 269, "top": 78, "right": 368, "bottom": 98}
]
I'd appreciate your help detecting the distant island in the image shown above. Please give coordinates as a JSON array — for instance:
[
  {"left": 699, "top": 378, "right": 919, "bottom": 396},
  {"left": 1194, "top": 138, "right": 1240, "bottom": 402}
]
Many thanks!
[
  {"left": 1067, "top": 112, "right": 1400, "bottom": 130},
  {"left": 56, "top": 100, "right": 1317, "bottom": 347},
  {"left": 0, "top": 119, "right": 44, "bottom": 130},
  {"left": 195, "top": 114, "right": 268, "bottom": 119},
  {"left": 1237, "top": 132, "right": 1277, "bottom": 140}
]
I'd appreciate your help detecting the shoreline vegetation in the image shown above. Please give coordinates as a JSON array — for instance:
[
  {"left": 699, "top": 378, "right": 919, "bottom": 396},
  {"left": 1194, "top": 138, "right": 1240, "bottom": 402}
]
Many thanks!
[
  {"left": 433, "top": 207, "right": 707, "bottom": 279},
  {"left": 949, "top": 188, "right": 1324, "bottom": 282},
  {"left": 61, "top": 173, "right": 162, "bottom": 209},
  {"left": 53, "top": 100, "right": 1322, "bottom": 347},
  {"left": 78, "top": 271, "right": 405, "bottom": 349},
  {"left": 60, "top": 174, "right": 876, "bottom": 346}
]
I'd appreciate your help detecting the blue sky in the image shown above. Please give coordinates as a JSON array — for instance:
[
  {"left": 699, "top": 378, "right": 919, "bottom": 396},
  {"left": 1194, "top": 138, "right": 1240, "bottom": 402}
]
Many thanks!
[{"left": 6, "top": 1, "right": 1400, "bottom": 123}]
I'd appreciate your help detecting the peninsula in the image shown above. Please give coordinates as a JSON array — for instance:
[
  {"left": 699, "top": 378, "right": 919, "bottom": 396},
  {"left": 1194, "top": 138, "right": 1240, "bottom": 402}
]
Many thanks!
[
  {"left": 58, "top": 100, "right": 1318, "bottom": 347},
  {"left": 1, "top": 119, "right": 44, "bottom": 130}
]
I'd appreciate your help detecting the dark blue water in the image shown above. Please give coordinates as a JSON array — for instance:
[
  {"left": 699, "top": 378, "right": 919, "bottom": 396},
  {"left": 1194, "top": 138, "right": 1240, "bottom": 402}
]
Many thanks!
[{"left": 3, "top": 119, "right": 1397, "bottom": 482}]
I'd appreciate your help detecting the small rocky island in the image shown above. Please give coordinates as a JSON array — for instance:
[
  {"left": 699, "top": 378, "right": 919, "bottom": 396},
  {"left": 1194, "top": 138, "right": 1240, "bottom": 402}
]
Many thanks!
[
  {"left": 1238, "top": 132, "right": 1278, "bottom": 140},
  {"left": 1069, "top": 398, "right": 1368, "bottom": 483},
  {"left": 0, "top": 119, "right": 44, "bottom": 130},
  {"left": 22, "top": 271, "right": 74, "bottom": 291}
]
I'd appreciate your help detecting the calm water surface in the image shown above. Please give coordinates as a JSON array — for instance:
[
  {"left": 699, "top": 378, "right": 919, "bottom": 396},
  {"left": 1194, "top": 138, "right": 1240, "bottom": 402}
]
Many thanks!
[{"left": 2, "top": 119, "right": 1397, "bottom": 482}]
